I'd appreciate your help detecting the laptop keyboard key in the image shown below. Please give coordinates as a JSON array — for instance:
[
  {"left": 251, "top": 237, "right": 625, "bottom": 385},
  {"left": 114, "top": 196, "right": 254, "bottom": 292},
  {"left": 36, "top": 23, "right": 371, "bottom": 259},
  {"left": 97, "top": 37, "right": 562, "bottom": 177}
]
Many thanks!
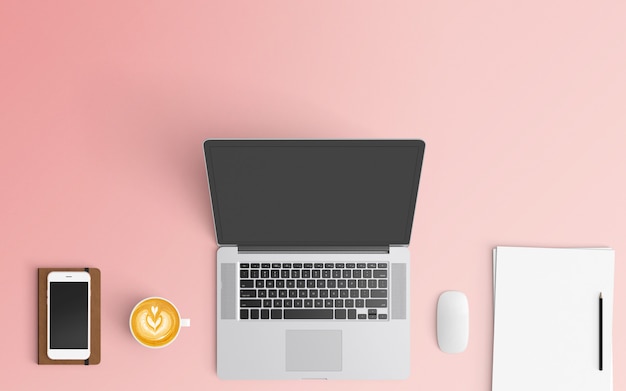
[
  {"left": 371, "top": 289, "right": 387, "bottom": 298},
  {"left": 284, "top": 309, "right": 333, "bottom": 319},
  {"left": 373, "top": 270, "right": 387, "bottom": 278},
  {"left": 240, "top": 309, "right": 249, "bottom": 319},
  {"left": 240, "top": 300, "right": 261, "bottom": 308},
  {"left": 240, "top": 280, "right": 254, "bottom": 288},
  {"left": 366, "top": 299, "right": 387, "bottom": 308},
  {"left": 271, "top": 309, "right": 282, "bottom": 319},
  {"left": 335, "top": 309, "right": 346, "bottom": 319}
]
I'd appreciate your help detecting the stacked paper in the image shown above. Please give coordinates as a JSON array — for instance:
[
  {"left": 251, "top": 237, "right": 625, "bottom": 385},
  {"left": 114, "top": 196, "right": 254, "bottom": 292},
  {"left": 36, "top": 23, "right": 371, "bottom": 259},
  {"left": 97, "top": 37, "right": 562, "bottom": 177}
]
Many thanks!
[{"left": 492, "top": 246, "right": 614, "bottom": 391}]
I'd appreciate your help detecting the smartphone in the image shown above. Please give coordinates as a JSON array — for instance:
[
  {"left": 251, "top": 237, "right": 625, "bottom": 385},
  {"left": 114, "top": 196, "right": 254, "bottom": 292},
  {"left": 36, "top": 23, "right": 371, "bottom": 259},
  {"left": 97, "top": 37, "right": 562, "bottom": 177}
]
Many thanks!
[{"left": 47, "top": 271, "right": 91, "bottom": 360}]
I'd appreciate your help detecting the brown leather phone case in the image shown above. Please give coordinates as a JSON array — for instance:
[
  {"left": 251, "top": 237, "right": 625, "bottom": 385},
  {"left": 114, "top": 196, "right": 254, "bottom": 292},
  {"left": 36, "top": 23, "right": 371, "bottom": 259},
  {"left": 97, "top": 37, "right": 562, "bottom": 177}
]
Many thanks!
[{"left": 38, "top": 268, "right": 101, "bottom": 365}]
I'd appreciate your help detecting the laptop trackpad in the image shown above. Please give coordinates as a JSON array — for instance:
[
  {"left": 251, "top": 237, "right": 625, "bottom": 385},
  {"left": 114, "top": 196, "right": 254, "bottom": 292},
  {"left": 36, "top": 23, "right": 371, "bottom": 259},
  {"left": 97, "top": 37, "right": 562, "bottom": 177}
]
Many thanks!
[{"left": 285, "top": 330, "right": 342, "bottom": 372}]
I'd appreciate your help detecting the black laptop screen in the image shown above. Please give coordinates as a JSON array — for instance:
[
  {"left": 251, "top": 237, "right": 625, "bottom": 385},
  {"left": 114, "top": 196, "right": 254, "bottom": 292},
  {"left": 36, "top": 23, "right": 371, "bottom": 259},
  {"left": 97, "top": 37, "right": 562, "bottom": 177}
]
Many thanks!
[{"left": 204, "top": 140, "right": 425, "bottom": 246}]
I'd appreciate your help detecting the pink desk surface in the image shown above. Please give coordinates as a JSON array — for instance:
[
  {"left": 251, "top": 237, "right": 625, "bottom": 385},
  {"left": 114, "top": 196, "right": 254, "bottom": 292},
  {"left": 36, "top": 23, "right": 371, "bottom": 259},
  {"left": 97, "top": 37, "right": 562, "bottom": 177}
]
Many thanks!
[{"left": 2, "top": 1, "right": 625, "bottom": 390}]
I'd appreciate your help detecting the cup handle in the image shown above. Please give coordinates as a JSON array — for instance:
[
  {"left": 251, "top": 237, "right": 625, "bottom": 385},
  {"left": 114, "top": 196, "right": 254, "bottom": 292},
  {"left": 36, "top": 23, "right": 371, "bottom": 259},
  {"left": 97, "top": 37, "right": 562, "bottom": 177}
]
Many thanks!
[{"left": 181, "top": 318, "right": 191, "bottom": 327}]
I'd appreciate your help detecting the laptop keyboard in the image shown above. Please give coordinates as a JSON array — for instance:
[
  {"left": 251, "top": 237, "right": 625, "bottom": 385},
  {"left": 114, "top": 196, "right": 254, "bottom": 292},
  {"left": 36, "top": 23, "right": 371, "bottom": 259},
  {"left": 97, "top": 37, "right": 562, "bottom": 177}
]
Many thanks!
[{"left": 238, "top": 262, "right": 388, "bottom": 320}]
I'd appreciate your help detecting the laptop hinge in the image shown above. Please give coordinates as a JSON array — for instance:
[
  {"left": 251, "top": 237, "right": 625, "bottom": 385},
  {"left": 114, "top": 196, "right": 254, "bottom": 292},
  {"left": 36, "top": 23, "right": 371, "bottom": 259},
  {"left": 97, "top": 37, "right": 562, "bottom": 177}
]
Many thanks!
[{"left": 237, "top": 246, "right": 390, "bottom": 254}]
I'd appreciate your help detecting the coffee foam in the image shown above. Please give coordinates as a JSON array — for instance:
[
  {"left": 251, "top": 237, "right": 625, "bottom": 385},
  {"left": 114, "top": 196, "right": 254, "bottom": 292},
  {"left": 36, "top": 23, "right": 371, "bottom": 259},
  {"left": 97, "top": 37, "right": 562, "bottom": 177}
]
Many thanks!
[{"left": 130, "top": 298, "right": 180, "bottom": 347}]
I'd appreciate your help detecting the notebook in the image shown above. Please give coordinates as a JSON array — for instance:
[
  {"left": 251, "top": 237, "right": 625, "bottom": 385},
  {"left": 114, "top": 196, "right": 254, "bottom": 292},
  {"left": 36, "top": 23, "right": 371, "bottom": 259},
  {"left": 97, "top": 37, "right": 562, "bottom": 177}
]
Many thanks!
[
  {"left": 492, "top": 246, "right": 614, "bottom": 391},
  {"left": 203, "top": 139, "right": 425, "bottom": 379}
]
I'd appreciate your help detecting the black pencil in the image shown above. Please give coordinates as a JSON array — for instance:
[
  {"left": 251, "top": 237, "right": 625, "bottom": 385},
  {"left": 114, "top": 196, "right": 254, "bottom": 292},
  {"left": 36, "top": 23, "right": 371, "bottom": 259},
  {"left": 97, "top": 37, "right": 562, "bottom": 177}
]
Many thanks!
[{"left": 599, "top": 292, "right": 603, "bottom": 371}]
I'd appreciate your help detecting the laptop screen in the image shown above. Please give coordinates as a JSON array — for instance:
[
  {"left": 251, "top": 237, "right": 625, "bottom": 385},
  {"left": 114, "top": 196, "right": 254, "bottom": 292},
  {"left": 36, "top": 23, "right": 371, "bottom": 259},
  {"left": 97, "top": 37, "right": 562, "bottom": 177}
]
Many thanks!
[{"left": 204, "top": 140, "right": 425, "bottom": 247}]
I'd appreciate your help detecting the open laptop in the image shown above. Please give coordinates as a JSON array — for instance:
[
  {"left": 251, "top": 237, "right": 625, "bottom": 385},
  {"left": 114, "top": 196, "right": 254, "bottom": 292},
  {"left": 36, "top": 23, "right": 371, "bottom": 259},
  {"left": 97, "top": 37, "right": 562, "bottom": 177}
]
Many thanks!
[{"left": 204, "top": 139, "right": 425, "bottom": 379}]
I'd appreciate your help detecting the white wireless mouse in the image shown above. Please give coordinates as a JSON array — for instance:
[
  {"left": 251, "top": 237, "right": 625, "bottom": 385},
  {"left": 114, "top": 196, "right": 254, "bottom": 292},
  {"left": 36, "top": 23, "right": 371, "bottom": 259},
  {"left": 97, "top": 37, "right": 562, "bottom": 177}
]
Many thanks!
[{"left": 437, "top": 291, "right": 469, "bottom": 354}]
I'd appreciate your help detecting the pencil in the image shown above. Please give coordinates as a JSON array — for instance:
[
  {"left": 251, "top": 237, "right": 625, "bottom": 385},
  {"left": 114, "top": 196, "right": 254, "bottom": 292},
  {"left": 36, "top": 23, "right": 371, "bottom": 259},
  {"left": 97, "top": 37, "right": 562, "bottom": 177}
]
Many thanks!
[{"left": 599, "top": 292, "right": 603, "bottom": 371}]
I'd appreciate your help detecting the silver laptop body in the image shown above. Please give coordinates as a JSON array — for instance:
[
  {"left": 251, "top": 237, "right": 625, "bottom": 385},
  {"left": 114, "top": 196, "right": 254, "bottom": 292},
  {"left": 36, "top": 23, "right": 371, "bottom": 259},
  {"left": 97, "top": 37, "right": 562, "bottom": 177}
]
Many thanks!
[{"left": 204, "top": 139, "right": 425, "bottom": 380}]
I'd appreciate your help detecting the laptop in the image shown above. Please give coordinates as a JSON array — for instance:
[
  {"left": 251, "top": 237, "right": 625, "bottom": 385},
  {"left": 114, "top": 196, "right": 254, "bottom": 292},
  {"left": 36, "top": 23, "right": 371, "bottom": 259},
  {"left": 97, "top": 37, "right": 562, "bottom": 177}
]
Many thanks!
[{"left": 204, "top": 139, "right": 425, "bottom": 379}]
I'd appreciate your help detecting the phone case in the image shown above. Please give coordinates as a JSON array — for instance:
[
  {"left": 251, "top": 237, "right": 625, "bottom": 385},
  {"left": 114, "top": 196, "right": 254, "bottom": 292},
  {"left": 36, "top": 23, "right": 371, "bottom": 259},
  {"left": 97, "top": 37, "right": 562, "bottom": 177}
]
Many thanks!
[{"left": 38, "top": 268, "right": 101, "bottom": 365}]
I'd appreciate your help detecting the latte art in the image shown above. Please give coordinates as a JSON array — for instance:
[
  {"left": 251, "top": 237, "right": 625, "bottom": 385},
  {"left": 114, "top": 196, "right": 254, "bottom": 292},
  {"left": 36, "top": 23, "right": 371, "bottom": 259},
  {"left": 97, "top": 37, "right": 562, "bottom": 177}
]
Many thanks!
[{"left": 130, "top": 298, "right": 181, "bottom": 348}]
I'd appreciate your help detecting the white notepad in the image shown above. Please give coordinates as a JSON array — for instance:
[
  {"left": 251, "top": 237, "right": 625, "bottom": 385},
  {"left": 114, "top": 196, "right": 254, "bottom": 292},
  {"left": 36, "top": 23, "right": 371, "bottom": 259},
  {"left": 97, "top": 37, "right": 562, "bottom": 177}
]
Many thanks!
[{"left": 492, "top": 246, "right": 614, "bottom": 391}]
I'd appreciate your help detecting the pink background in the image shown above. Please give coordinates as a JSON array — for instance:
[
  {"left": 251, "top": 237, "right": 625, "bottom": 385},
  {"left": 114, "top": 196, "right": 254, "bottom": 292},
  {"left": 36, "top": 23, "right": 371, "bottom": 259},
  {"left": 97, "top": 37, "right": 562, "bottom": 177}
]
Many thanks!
[{"left": 1, "top": 1, "right": 625, "bottom": 389}]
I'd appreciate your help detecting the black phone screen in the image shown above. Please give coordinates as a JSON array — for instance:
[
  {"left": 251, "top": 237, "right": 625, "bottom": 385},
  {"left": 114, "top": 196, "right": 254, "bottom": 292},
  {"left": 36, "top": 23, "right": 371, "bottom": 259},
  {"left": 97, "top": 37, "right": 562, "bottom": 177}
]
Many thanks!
[{"left": 49, "top": 282, "right": 89, "bottom": 349}]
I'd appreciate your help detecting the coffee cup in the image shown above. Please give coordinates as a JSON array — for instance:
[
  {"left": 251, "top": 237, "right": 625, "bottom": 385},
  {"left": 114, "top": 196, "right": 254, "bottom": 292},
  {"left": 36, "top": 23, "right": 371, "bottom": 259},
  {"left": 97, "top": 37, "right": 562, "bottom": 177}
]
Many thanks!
[{"left": 129, "top": 297, "right": 191, "bottom": 348}]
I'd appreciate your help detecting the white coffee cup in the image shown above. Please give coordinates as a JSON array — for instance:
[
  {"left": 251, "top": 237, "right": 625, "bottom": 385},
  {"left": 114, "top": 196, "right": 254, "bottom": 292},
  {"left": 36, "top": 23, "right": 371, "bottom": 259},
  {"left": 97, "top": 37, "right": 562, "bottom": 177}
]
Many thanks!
[{"left": 129, "top": 297, "right": 191, "bottom": 348}]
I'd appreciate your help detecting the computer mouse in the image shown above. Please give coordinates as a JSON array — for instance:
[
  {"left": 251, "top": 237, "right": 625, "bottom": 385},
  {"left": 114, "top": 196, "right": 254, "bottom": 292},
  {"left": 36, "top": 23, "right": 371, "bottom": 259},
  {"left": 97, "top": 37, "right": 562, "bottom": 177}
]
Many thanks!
[{"left": 437, "top": 291, "right": 469, "bottom": 354}]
